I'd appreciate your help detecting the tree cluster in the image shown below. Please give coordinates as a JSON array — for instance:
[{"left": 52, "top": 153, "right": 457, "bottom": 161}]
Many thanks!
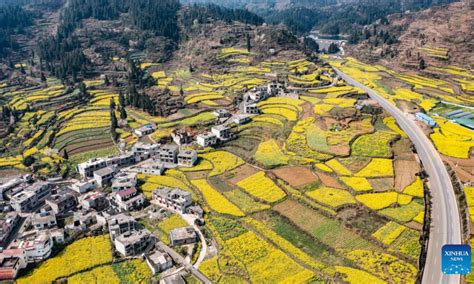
[
  {"left": 0, "top": 6, "right": 34, "bottom": 58},
  {"left": 182, "top": 3, "right": 263, "bottom": 29}
]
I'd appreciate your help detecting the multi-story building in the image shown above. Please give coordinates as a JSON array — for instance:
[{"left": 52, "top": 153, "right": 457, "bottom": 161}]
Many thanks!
[
  {"left": 169, "top": 227, "right": 197, "bottom": 246},
  {"left": 242, "top": 102, "right": 259, "bottom": 114},
  {"left": 111, "top": 172, "right": 137, "bottom": 192},
  {"left": 146, "top": 251, "right": 173, "bottom": 274},
  {"left": 233, "top": 115, "right": 251, "bottom": 125},
  {"left": 152, "top": 187, "right": 192, "bottom": 213},
  {"left": 9, "top": 233, "right": 53, "bottom": 263},
  {"left": 114, "top": 229, "right": 155, "bottom": 257},
  {"left": 157, "top": 144, "right": 179, "bottom": 164},
  {"left": 77, "top": 158, "right": 107, "bottom": 178},
  {"left": 196, "top": 132, "right": 217, "bottom": 147},
  {"left": 45, "top": 191, "right": 77, "bottom": 214},
  {"left": 171, "top": 129, "right": 193, "bottom": 146},
  {"left": 107, "top": 213, "right": 137, "bottom": 241},
  {"left": 132, "top": 142, "right": 160, "bottom": 161},
  {"left": 0, "top": 249, "right": 27, "bottom": 281},
  {"left": 79, "top": 191, "right": 109, "bottom": 211},
  {"left": 211, "top": 125, "right": 231, "bottom": 140},
  {"left": 93, "top": 167, "right": 116, "bottom": 188},
  {"left": 31, "top": 211, "right": 57, "bottom": 231},
  {"left": 138, "top": 163, "right": 165, "bottom": 176},
  {"left": 71, "top": 180, "right": 97, "bottom": 194},
  {"left": 114, "top": 188, "right": 145, "bottom": 212},
  {"left": 177, "top": 150, "right": 197, "bottom": 167},
  {"left": 0, "top": 213, "right": 20, "bottom": 248},
  {"left": 10, "top": 182, "right": 51, "bottom": 212}
]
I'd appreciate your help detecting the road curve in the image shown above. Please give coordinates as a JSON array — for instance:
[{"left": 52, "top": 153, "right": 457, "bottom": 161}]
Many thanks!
[{"left": 334, "top": 67, "right": 462, "bottom": 284}]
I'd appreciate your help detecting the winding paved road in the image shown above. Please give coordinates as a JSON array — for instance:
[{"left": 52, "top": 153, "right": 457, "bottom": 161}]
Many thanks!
[{"left": 334, "top": 68, "right": 462, "bottom": 284}]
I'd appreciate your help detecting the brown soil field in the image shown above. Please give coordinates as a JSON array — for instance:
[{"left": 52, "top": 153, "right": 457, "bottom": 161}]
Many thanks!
[
  {"left": 443, "top": 156, "right": 474, "bottom": 184},
  {"left": 329, "top": 145, "right": 350, "bottom": 156},
  {"left": 272, "top": 166, "right": 319, "bottom": 187},
  {"left": 228, "top": 164, "right": 259, "bottom": 185},
  {"left": 65, "top": 139, "right": 114, "bottom": 155},
  {"left": 301, "top": 102, "right": 313, "bottom": 119},
  {"left": 369, "top": 178, "right": 395, "bottom": 192},
  {"left": 316, "top": 172, "right": 344, "bottom": 189},
  {"left": 394, "top": 159, "right": 420, "bottom": 192}
]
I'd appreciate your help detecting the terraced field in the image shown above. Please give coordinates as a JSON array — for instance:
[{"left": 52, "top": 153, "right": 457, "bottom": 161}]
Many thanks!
[{"left": 1, "top": 49, "right": 445, "bottom": 283}]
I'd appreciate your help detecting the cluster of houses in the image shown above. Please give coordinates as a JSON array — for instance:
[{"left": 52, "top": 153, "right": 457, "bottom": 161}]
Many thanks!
[
  {"left": 0, "top": 80, "right": 303, "bottom": 281},
  {"left": 0, "top": 136, "right": 205, "bottom": 281},
  {"left": 0, "top": 172, "right": 203, "bottom": 280}
]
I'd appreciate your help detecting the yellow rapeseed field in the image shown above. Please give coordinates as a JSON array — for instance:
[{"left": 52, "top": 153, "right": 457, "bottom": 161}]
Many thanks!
[
  {"left": 356, "top": 192, "right": 398, "bottom": 210},
  {"left": 200, "top": 151, "right": 245, "bottom": 176},
  {"left": 254, "top": 139, "right": 288, "bottom": 168},
  {"left": 355, "top": 158, "right": 393, "bottom": 177},
  {"left": 18, "top": 235, "right": 112, "bottom": 284},
  {"left": 236, "top": 171, "right": 286, "bottom": 203},
  {"left": 340, "top": 177, "right": 373, "bottom": 192},
  {"left": 335, "top": 266, "right": 386, "bottom": 284},
  {"left": 306, "top": 187, "right": 356, "bottom": 208},
  {"left": 372, "top": 222, "right": 407, "bottom": 245},
  {"left": 191, "top": 179, "right": 244, "bottom": 216}
]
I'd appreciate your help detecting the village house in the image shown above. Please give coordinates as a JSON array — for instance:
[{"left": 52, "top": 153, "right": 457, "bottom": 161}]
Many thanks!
[
  {"left": 111, "top": 172, "right": 137, "bottom": 192},
  {"left": 106, "top": 152, "right": 136, "bottom": 168},
  {"left": 138, "top": 162, "right": 165, "bottom": 176},
  {"left": 77, "top": 153, "right": 135, "bottom": 179},
  {"left": 0, "top": 249, "right": 27, "bottom": 281},
  {"left": 114, "top": 188, "right": 145, "bottom": 211},
  {"left": 211, "top": 125, "right": 234, "bottom": 140},
  {"left": 152, "top": 187, "right": 192, "bottom": 213},
  {"left": 247, "top": 86, "right": 268, "bottom": 102},
  {"left": 71, "top": 180, "right": 97, "bottom": 194},
  {"left": 213, "top": 109, "right": 231, "bottom": 119},
  {"left": 10, "top": 182, "right": 51, "bottom": 212},
  {"left": 177, "top": 150, "right": 198, "bottom": 167},
  {"left": 31, "top": 211, "right": 57, "bottom": 230},
  {"left": 196, "top": 132, "right": 217, "bottom": 147},
  {"left": 187, "top": 205, "right": 204, "bottom": 218},
  {"left": 134, "top": 124, "right": 155, "bottom": 137},
  {"left": 93, "top": 167, "right": 116, "bottom": 188},
  {"left": 169, "top": 227, "right": 197, "bottom": 246},
  {"left": 114, "top": 229, "right": 155, "bottom": 257},
  {"left": 45, "top": 191, "right": 77, "bottom": 214},
  {"left": 77, "top": 158, "right": 107, "bottom": 178},
  {"left": 146, "top": 251, "right": 173, "bottom": 274},
  {"left": 0, "top": 213, "right": 20, "bottom": 248},
  {"left": 157, "top": 144, "right": 179, "bottom": 164},
  {"left": 242, "top": 101, "right": 259, "bottom": 114},
  {"left": 132, "top": 142, "right": 160, "bottom": 161},
  {"left": 233, "top": 115, "right": 251, "bottom": 125},
  {"left": 107, "top": 213, "right": 137, "bottom": 241},
  {"left": 172, "top": 129, "right": 193, "bottom": 146},
  {"left": 9, "top": 233, "right": 53, "bottom": 263},
  {"left": 79, "top": 191, "right": 109, "bottom": 211}
]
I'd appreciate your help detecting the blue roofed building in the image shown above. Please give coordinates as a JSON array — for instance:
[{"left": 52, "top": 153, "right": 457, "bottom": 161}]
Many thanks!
[{"left": 415, "top": 112, "right": 437, "bottom": 127}]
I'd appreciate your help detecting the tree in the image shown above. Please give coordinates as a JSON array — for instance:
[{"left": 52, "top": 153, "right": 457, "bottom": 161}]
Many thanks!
[
  {"left": 303, "top": 37, "right": 319, "bottom": 53},
  {"left": 110, "top": 98, "right": 116, "bottom": 110},
  {"left": 23, "top": 156, "right": 35, "bottom": 167},
  {"left": 110, "top": 109, "right": 118, "bottom": 129},
  {"left": 41, "top": 72, "right": 46, "bottom": 82},
  {"left": 327, "top": 43, "right": 340, "bottom": 54},
  {"left": 246, "top": 34, "right": 251, "bottom": 52},
  {"left": 63, "top": 149, "right": 69, "bottom": 160},
  {"left": 111, "top": 125, "right": 119, "bottom": 141},
  {"left": 118, "top": 90, "right": 125, "bottom": 107},
  {"left": 419, "top": 58, "right": 426, "bottom": 70},
  {"left": 179, "top": 85, "right": 184, "bottom": 97},
  {"left": 120, "top": 105, "right": 127, "bottom": 120}
]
